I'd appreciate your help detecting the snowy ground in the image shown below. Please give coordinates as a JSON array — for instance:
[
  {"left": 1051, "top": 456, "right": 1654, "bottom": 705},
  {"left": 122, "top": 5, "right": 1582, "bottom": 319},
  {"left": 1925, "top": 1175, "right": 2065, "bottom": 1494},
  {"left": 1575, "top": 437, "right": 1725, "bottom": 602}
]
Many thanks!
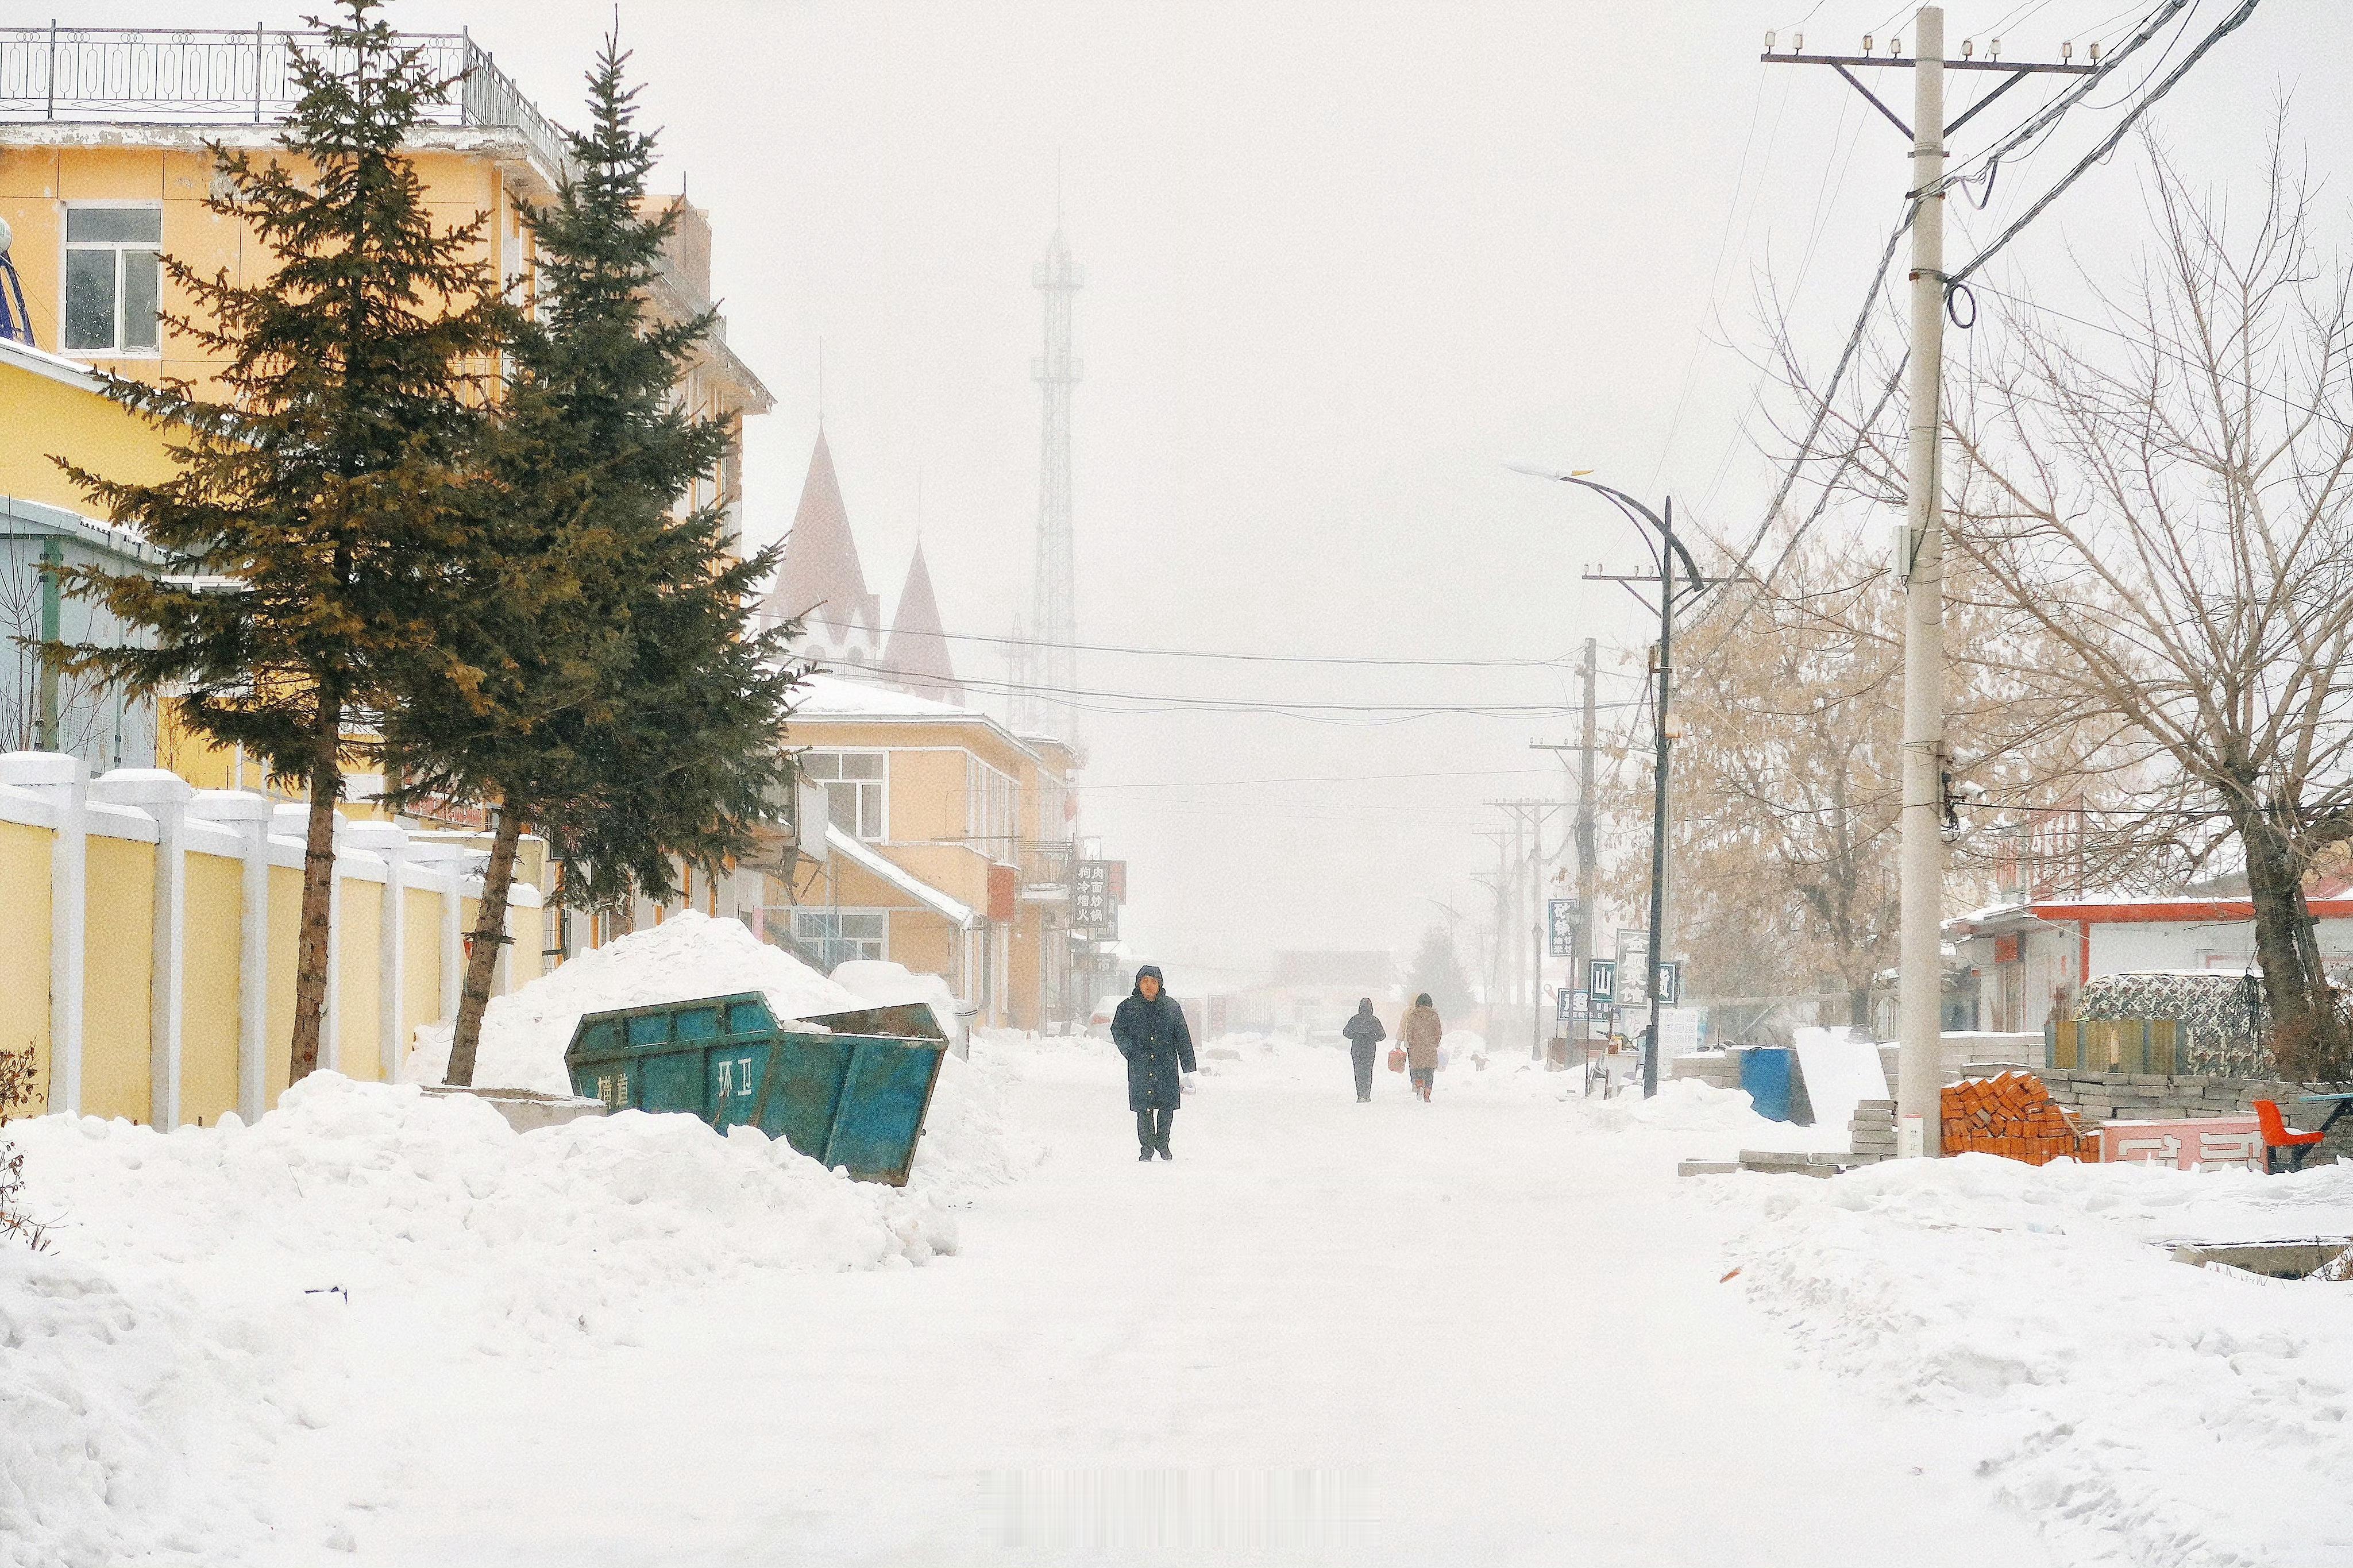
[{"left": 5, "top": 1030, "right": 2350, "bottom": 1566}]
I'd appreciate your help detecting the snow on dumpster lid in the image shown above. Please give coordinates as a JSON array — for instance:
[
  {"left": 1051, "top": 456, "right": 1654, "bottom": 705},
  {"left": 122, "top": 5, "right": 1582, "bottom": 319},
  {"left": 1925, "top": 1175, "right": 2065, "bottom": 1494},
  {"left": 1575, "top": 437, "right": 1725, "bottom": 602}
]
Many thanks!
[{"left": 402, "top": 911, "right": 866, "bottom": 1095}]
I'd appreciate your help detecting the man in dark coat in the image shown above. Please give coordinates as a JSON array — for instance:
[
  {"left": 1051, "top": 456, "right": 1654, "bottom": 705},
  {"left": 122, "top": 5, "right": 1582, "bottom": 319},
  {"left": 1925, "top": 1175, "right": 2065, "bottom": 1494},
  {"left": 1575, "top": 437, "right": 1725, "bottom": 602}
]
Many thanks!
[
  {"left": 1112, "top": 964, "right": 1195, "bottom": 1160},
  {"left": 1341, "top": 997, "right": 1386, "bottom": 1103}
]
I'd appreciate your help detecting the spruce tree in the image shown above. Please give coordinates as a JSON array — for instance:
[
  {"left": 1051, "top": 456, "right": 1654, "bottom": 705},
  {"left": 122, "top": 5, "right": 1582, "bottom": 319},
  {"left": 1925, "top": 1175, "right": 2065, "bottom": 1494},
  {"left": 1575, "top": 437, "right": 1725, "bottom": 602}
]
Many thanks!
[
  {"left": 57, "top": 1, "right": 510, "bottom": 1086},
  {"left": 381, "top": 31, "right": 802, "bottom": 1086}
]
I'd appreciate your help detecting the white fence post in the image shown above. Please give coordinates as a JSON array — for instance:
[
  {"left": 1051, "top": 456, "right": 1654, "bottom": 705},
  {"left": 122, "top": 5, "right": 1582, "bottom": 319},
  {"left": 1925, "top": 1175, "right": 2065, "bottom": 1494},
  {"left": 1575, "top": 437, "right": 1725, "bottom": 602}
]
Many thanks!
[
  {"left": 0, "top": 752, "right": 85, "bottom": 1114},
  {"left": 91, "top": 769, "right": 194, "bottom": 1128},
  {"left": 442, "top": 859, "right": 464, "bottom": 1020},
  {"left": 191, "top": 789, "right": 272, "bottom": 1122},
  {"left": 346, "top": 821, "right": 408, "bottom": 1082}
]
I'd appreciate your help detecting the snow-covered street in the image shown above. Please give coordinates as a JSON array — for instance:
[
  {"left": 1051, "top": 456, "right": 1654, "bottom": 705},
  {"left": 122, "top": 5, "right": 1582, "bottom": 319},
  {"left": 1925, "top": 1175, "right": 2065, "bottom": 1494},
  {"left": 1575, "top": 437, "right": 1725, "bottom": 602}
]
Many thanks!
[
  {"left": 11, "top": 1026, "right": 2353, "bottom": 1566},
  {"left": 302, "top": 1042, "right": 2052, "bottom": 1566},
  {"left": 353, "top": 1040, "right": 2064, "bottom": 1568}
]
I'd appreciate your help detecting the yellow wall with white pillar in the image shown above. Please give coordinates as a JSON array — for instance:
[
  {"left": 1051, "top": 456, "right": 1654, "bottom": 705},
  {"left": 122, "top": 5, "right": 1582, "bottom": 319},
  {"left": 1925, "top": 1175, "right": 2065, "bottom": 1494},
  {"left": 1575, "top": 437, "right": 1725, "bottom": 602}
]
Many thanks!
[{"left": 0, "top": 760, "right": 547, "bottom": 1125}]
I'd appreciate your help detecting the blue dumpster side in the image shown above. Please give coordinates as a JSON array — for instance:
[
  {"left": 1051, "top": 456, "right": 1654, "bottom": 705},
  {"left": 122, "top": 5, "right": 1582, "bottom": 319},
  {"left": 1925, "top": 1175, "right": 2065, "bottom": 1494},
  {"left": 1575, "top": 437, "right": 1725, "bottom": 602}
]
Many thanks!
[
  {"left": 1740, "top": 1046, "right": 1795, "bottom": 1122},
  {"left": 564, "top": 992, "right": 947, "bottom": 1185}
]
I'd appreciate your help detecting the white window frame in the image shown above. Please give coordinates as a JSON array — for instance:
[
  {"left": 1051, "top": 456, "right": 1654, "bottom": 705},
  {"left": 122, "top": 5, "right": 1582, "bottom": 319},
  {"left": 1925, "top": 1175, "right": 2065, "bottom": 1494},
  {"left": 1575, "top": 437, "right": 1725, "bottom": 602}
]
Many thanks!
[
  {"left": 965, "top": 754, "right": 1018, "bottom": 853},
  {"left": 60, "top": 202, "right": 164, "bottom": 358},
  {"left": 790, "top": 906, "right": 889, "bottom": 964},
  {"left": 802, "top": 750, "right": 889, "bottom": 842}
]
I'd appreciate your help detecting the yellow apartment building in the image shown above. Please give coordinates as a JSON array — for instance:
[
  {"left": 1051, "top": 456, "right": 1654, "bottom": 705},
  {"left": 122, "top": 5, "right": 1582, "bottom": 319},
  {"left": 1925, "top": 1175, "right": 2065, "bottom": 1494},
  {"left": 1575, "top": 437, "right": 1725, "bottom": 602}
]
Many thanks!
[
  {"left": 0, "top": 23, "right": 769, "bottom": 552},
  {"left": 782, "top": 673, "right": 1083, "bottom": 1031}
]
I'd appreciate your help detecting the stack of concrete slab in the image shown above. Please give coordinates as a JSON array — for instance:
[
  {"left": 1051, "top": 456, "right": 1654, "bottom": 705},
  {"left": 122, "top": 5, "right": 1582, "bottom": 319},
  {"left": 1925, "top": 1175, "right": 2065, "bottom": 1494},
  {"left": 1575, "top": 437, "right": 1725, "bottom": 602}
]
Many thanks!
[
  {"left": 1849, "top": 1098, "right": 1897, "bottom": 1163},
  {"left": 1733, "top": 1149, "right": 1856, "bottom": 1179},
  {"left": 1668, "top": 1051, "right": 1744, "bottom": 1093}
]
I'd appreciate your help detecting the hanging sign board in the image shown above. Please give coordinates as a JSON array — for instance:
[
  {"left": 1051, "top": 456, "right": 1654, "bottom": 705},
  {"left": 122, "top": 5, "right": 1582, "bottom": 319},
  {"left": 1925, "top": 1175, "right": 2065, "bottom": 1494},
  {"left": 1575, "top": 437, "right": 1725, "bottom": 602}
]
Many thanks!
[{"left": 1547, "top": 899, "right": 1579, "bottom": 958}]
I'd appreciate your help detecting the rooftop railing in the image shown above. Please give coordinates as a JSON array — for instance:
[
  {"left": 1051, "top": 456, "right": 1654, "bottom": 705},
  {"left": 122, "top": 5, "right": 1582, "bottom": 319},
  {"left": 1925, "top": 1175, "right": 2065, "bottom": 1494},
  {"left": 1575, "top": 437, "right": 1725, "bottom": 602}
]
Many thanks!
[{"left": 0, "top": 24, "right": 570, "bottom": 179}]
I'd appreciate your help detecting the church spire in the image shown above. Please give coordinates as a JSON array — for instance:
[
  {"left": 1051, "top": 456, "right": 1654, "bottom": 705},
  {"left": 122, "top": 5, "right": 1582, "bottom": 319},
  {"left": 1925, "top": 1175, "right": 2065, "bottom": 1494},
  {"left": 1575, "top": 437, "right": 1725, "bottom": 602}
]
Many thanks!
[{"left": 884, "top": 541, "right": 963, "bottom": 706}]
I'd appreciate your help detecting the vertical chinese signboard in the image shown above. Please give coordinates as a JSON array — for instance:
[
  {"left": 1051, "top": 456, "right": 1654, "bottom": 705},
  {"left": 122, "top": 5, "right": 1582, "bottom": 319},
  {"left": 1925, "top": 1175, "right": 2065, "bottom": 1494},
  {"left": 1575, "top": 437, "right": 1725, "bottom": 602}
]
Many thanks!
[{"left": 1075, "top": 859, "right": 1118, "bottom": 939}]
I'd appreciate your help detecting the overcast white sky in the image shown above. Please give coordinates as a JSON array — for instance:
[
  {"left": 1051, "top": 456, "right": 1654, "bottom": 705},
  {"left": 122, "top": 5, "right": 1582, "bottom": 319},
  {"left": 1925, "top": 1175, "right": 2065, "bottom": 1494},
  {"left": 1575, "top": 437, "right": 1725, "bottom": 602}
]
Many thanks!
[{"left": 47, "top": 0, "right": 2353, "bottom": 988}]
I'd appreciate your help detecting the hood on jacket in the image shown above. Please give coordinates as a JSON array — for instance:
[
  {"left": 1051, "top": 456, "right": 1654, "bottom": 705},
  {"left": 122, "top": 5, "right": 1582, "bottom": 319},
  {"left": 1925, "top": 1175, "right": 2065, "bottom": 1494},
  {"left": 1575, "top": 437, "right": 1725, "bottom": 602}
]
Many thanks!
[
  {"left": 1355, "top": 997, "right": 1376, "bottom": 1015},
  {"left": 1132, "top": 964, "right": 1166, "bottom": 995}
]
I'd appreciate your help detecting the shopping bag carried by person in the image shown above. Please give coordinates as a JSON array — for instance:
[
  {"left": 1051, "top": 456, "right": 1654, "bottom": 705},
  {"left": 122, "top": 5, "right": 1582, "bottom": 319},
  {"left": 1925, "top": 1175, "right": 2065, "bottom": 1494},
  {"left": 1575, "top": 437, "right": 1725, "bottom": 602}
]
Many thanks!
[{"left": 1387, "top": 1045, "right": 1407, "bottom": 1073}]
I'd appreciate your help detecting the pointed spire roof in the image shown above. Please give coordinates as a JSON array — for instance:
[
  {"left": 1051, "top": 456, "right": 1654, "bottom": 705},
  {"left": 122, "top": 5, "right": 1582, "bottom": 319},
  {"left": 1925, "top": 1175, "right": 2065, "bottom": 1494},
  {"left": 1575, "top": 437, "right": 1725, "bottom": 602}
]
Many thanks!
[
  {"left": 884, "top": 542, "right": 965, "bottom": 706},
  {"left": 765, "top": 430, "right": 881, "bottom": 643}
]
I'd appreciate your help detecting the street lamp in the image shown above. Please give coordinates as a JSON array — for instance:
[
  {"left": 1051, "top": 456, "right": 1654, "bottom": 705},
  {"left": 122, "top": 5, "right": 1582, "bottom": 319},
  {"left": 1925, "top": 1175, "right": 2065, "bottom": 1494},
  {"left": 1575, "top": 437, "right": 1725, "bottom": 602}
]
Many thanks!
[{"left": 1510, "top": 464, "right": 1711, "bottom": 1098}]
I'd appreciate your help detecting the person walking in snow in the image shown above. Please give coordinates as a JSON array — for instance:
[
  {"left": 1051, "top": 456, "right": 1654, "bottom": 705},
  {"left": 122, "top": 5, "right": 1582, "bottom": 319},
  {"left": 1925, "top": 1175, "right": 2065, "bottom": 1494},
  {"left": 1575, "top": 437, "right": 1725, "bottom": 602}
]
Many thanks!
[
  {"left": 1342, "top": 997, "right": 1386, "bottom": 1103},
  {"left": 1113, "top": 964, "right": 1195, "bottom": 1160},
  {"left": 1401, "top": 992, "right": 1444, "bottom": 1103}
]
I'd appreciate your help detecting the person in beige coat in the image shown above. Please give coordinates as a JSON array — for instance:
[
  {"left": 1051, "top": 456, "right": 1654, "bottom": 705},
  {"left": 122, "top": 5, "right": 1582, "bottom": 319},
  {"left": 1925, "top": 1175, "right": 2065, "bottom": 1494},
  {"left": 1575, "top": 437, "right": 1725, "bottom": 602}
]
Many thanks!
[{"left": 1401, "top": 992, "right": 1444, "bottom": 1102}]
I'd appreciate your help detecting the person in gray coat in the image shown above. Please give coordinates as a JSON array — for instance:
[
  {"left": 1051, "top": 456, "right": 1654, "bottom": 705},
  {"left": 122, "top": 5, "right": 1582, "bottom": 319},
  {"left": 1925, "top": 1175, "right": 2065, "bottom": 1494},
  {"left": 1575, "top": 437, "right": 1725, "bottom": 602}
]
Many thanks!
[
  {"left": 1112, "top": 964, "right": 1195, "bottom": 1160},
  {"left": 1341, "top": 998, "right": 1386, "bottom": 1102}
]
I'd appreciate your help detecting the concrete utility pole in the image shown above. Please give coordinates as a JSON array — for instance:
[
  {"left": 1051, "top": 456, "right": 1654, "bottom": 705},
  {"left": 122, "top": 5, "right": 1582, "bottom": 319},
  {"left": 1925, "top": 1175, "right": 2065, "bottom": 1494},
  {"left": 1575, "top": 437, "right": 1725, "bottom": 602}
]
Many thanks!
[
  {"left": 1579, "top": 636, "right": 1597, "bottom": 998},
  {"left": 1531, "top": 638, "right": 1600, "bottom": 1056},
  {"left": 1896, "top": 7, "right": 1948, "bottom": 1160},
  {"left": 1764, "top": 11, "right": 2092, "bottom": 1153},
  {"left": 1489, "top": 798, "right": 1563, "bottom": 1059}
]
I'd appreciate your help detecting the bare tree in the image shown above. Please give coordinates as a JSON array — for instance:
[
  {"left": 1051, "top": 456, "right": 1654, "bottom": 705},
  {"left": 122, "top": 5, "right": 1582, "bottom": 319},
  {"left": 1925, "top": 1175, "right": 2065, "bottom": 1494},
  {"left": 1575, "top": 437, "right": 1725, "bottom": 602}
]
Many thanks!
[
  {"left": 1621, "top": 530, "right": 2116, "bottom": 1036},
  {"left": 1931, "top": 131, "right": 2353, "bottom": 1077}
]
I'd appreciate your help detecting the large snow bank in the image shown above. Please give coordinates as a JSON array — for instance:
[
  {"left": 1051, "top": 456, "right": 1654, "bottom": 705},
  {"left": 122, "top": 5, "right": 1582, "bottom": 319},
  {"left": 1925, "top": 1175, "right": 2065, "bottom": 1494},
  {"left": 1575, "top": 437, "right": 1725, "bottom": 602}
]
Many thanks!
[
  {"left": 0, "top": 1071, "right": 967, "bottom": 1565},
  {"left": 1727, "top": 1154, "right": 2353, "bottom": 1566},
  {"left": 403, "top": 911, "right": 865, "bottom": 1094}
]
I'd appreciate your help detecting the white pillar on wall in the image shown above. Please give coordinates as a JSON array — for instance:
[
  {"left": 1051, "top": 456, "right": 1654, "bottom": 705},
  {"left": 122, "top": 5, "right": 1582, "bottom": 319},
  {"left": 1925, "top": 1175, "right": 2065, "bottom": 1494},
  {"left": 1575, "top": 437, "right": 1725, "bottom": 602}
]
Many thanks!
[
  {"left": 345, "top": 821, "right": 409, "bottom": 1082},
  {"left": 192, "top": 789, "right": 272, "bottom": 1122},
  {"left": 0, "top": 752, "right": 86, "bottom": 1115},
  {"left": 443, "top": 859, "right": 464, "bottom": 1019},
  {"left": 91, "top": 769, "right": 194, "bottom": 1129}
]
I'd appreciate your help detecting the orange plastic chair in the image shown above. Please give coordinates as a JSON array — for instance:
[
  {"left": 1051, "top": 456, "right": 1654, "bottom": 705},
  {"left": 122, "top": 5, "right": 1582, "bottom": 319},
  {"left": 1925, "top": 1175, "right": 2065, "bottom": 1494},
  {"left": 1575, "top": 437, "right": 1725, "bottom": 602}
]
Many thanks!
[{"left": 2254, "top": 1099, "right": 2325, "bottom": 1173}]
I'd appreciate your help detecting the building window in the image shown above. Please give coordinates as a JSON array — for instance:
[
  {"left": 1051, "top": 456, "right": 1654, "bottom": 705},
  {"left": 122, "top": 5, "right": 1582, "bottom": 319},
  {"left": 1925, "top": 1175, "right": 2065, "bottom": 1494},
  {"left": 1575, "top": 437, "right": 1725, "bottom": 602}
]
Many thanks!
[
  {"left": 966, "top": 756, "right": 1017, "bottom": 851},
  {"left": 63, "top": 206, "right": 163, "bottom": 355},
  {"left": 790, "top": 907, "right": 888, "bottom": 968},
  {"left": 803, "top": 751, "right": 885, "bottom": 840}
]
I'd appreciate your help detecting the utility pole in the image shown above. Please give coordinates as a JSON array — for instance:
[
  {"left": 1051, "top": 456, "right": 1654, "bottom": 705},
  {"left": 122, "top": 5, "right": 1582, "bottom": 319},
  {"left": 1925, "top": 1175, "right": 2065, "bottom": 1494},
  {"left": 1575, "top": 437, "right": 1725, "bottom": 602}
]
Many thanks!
[
  {"left": 1764, "top": 10, "right": 2090, "bottom": 1153},
  {"left": 1491, "top": 797, "right": 1564, "bottom": 1061},
  {"left": 1579, "top": 639, "right": 1596, "bottom": 991},
  {"left": 1897, "top": 9, "right": 1949, "bottom": 1163},
  {"left": 1531, "top": 637, "right": 1599, "bottom": 1059}
]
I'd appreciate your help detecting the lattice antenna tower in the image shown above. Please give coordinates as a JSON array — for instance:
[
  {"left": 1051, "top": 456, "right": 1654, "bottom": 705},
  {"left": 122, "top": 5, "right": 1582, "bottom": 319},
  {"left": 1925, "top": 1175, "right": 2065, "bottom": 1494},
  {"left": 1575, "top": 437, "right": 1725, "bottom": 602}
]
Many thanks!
[{"left": 1025, "top": 214, "right": 1082, "bottom": 740}]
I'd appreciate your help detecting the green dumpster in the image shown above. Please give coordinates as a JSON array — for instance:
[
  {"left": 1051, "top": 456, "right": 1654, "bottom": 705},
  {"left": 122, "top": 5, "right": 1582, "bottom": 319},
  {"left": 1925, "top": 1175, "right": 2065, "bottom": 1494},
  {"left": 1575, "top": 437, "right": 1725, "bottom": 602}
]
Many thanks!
[{"left": 564, "top": 991, "right": 948, "bottom": 1186}]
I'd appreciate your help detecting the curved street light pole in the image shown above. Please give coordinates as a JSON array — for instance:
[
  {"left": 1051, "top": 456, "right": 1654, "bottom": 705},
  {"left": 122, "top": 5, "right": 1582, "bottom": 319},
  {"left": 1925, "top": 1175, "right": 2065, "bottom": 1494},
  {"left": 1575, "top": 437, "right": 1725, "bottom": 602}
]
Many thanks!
[{"left": 1515, "top": 468, "right": 1706, "bottom": 1098}]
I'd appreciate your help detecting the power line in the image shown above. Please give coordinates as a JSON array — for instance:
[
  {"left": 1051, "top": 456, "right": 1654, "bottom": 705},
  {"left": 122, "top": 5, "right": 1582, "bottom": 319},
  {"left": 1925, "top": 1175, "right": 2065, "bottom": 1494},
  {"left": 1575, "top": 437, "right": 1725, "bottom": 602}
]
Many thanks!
[
  {"left": 828, "top": 663, "right": 1631, "bottom": 720},
  {"left": 1947, "top": 0, "right": 2265, "bottom": 289},
  {"left": 1086, "top": 764, "right": 1564, "bottom": 792},
  {"left": 793, "top": 617, "right": 1598, "bottom": 671}
]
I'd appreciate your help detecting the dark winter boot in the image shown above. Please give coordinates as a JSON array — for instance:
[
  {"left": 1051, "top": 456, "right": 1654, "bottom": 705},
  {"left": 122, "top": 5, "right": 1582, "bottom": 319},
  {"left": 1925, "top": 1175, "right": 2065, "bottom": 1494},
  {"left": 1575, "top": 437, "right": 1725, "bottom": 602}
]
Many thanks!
[
  {"left": 1137, "top": 1111, "right": 1157, "bottom": 1160},
  {"left": 1155, "top": 1109, "right": 1174, "bottom": 1160}
]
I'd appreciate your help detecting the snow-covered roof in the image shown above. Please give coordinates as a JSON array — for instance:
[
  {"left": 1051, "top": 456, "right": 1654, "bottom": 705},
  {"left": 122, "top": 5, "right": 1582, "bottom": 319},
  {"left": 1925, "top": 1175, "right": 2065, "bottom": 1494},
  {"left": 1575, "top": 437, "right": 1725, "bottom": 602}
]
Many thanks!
[
  {"left": 825, "top": 823, "right": 975, "bottom": 929},
  {"left": 792, "top": 672, "right": 969, "bottom": 719},
  {"left": 0, "top": 334, "right": 106, "bottom": 392}
]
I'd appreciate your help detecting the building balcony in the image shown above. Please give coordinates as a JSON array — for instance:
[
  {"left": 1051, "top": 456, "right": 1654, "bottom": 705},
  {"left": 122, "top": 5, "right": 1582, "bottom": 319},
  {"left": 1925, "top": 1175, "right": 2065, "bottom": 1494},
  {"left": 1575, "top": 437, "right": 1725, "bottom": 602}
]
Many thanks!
[{"left": 0, "top": 24, "right": 570, "bottom": 183}]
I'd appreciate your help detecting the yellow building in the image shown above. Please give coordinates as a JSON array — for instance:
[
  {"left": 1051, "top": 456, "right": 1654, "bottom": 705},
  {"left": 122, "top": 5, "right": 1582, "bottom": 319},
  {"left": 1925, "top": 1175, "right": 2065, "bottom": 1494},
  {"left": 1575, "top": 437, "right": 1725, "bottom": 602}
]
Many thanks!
[
  {"left": 783, "top": 674, "right": 1083, "bottom": 1030},
  {"left": 0, "top": 24, "right": 769, "bottom": 548}
]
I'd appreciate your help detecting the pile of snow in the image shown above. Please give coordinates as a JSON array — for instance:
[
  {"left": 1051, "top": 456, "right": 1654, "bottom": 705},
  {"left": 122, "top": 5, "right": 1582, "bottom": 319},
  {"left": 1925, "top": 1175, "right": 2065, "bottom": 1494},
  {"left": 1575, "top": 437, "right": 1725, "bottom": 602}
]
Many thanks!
[
  {"left": 403, "top": 912, "right": 865, "bottom": 1094},
  {"left": 910, "top": 1048, "right": 1044, "bottom": 1199},
  {"left": 0, "top": 1071, "right": 966, "bottom": 1563},
  {"left": 1727, "top": 1154, "right": 2353, "bottom": 1566},
  {"left": 829, "top": 958, "right": 969, "bottom": 1057}
]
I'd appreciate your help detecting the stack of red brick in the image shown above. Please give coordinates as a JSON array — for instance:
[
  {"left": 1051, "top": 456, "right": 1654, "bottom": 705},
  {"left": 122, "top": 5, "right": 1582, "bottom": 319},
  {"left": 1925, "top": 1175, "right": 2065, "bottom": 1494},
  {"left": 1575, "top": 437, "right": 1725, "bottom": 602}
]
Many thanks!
[{"left": 1941, "top": 1072, "right": 2100, "bottom": 1165}]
